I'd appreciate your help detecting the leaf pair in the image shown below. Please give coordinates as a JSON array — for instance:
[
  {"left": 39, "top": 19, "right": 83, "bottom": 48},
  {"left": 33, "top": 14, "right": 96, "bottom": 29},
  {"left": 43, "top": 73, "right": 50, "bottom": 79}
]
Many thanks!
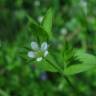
[{"left": 28, "top": 8, "right": 53, "bottom": 42}]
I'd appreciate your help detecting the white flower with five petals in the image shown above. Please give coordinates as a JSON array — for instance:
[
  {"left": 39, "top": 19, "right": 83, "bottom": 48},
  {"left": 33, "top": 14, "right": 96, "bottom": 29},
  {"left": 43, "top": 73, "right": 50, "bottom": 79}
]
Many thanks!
[{"left": 28, "top": 41, "right": 48, "bottom": 62}]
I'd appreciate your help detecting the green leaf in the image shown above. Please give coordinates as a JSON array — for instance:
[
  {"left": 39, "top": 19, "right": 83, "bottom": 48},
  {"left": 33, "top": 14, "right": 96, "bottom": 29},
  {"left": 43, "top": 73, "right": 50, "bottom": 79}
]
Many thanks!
[
  {"left": 64, "top": 50, "right": 96, "bottom": 75},
  {"left": 28, "top": 16, "right": 49, "bottom": 42},
  {"left": 42, "top": 8, "right": 53, "bottom": 39}
]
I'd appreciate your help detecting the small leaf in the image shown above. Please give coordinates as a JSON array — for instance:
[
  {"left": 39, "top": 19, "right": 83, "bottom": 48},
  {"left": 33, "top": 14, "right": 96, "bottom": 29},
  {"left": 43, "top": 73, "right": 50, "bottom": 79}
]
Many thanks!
[
  {"left": 29, "top": 20, "right": 49, "bottom": 42},
  {"left": 42, "top": 8, "right": 53, "bottom": 39},
  {"left": 64, "top": 50, "right": 96, "bottom": 75},
  {"left": 27, "top": 16, "right": 49, "bottom": 42}
]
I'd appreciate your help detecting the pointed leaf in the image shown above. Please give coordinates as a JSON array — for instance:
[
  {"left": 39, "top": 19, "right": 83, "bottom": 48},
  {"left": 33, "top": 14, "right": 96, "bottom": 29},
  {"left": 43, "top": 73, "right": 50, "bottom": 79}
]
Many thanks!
[
  {"left": 64, "top": 50, "right": 96, "bottom": 75},
  {"left": 42, "top": 8, "right": 53, "bottom": 39}
]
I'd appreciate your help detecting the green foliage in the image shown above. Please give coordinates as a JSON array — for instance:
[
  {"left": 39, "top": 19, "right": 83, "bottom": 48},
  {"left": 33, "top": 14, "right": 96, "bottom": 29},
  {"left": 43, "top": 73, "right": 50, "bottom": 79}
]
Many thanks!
[
  {"left": 1, "top": 0, "right": 96, "bottom": 96},
  {"left": 42, "top": 8, "right": 53, "bottom": 39},
  {"left": 64, "top": 50, "right": 96, "bottom": 75},
  {"left": 28, "top": 10, "right": 96, "bottom": 76}
]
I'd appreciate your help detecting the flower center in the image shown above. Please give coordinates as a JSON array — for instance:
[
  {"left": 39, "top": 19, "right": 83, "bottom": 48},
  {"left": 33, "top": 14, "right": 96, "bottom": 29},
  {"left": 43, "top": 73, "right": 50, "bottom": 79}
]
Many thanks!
[{"left": 37, "top": 50, "right": 43, "bottom": 57}]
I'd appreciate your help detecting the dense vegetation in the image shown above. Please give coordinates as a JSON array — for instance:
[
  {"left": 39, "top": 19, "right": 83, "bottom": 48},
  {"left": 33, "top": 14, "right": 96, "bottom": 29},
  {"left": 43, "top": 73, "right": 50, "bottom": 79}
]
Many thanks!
[{"left": 0, "top": 0, "right": 96, "bottom": 96}]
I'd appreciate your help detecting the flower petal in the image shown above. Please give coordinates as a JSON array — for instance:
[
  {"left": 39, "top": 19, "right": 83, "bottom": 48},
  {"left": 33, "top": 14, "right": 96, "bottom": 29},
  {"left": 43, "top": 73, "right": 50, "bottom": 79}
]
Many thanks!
[
  {"left": 28, "top": 51, "right": 36, "bottom": 58},
  {"left": 36, "top": 57, "right": 43, "bottom": 62},
  {"left": 41, "top": 42, "right": 48, "bottom": 51},
  {"left": 44, "top": 50, "right": 48, "bottom": 57},
  {"left": 31, "top": 42, "right": 39, "bottom": 50}
]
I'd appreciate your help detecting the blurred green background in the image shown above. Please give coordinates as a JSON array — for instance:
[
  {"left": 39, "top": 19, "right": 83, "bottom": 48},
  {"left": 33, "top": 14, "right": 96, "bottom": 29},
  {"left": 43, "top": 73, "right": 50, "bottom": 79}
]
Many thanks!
[{"left": 0, "top": 0, "right": 96, "bottom": 96}]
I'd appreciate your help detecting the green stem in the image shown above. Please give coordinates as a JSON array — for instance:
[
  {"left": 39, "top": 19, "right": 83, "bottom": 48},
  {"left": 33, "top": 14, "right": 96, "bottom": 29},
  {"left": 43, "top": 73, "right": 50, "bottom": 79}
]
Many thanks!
[{"left": 44, "top": 58, "right": 82, "bottom": 96}]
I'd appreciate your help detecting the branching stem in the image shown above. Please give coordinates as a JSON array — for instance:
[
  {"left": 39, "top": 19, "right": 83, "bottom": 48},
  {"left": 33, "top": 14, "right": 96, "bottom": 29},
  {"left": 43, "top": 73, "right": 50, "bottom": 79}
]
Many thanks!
[{"left": 44, "top": 58, "right": 82, "bottom": 96}]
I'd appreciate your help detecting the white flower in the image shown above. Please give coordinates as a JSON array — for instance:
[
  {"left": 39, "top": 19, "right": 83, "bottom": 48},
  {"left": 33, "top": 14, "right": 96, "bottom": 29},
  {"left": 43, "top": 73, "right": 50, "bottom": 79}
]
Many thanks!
[
  {"left": 37, "top": 16, "right": 43, "bottom": 23},
  {"left": 28, "top": 41, "right": 48, "bottom": 62},
  {"left": 60, "top": 28, "right": 67, "bottom": 35},
  {"left": 34, "top": 0, "right": 40, "bottom": 6}
]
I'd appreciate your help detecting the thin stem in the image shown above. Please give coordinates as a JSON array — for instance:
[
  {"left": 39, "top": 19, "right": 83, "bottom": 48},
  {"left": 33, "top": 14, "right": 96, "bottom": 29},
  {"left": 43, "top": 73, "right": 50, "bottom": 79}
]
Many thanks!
[
  {"left": 44, "top": 58, "right": 63, "bottom": 73},
  {"left": 44, "top": 58, "right": 82, "bottom": 96}
]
